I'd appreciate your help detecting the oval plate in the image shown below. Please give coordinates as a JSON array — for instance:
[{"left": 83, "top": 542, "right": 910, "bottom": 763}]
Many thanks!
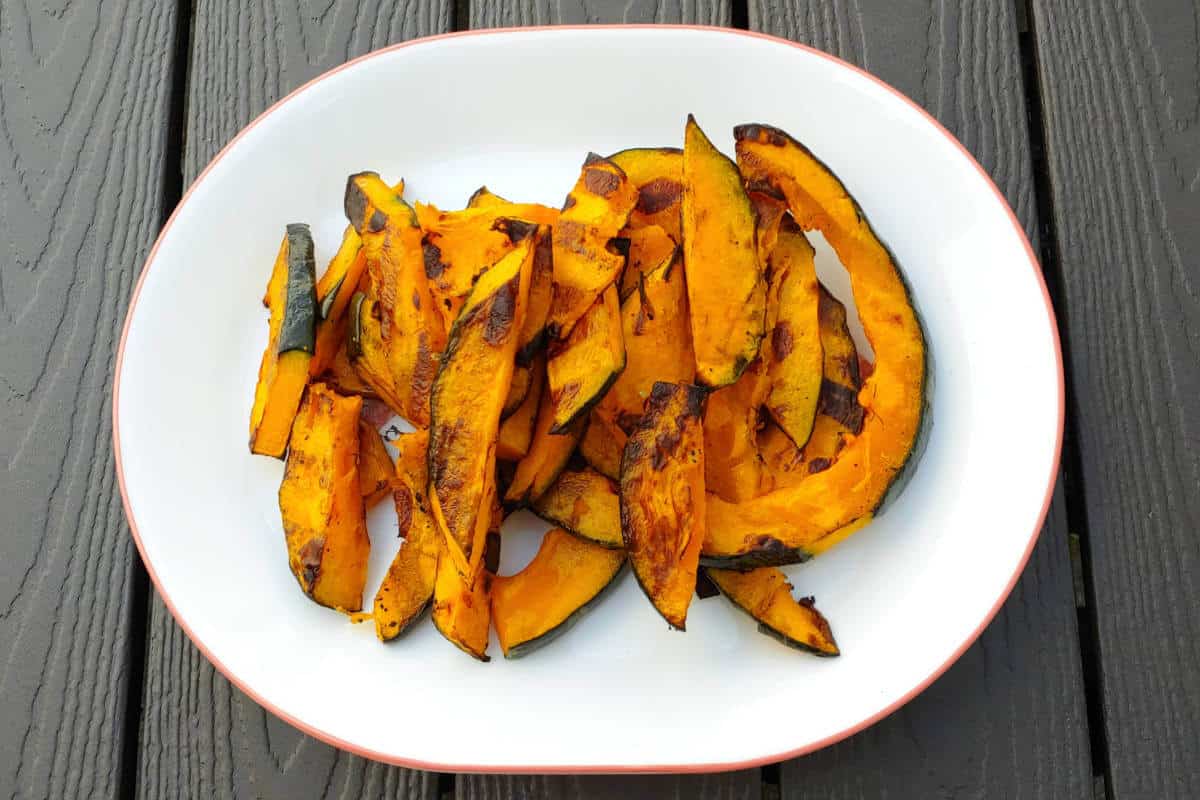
[{"left": 114, "top": 26, "right": 1063, "bottom": 772}]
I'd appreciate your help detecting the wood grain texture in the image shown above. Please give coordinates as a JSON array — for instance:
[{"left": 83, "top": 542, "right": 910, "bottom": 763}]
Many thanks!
[
  {"left": 136, "top": 2, "right": 449, "bottom": 798},
  {"left": 470, "top": 0, "right": 729, "bottom": 31},
  {"left": 745, "top": 2, "right": 1095, "bottom": 797},
  {"left": 1032, "top": 1, "right": 1200, "bottom": 797},
  {"left": 0, "top": 1, "right": 177, "bottom": 798}
]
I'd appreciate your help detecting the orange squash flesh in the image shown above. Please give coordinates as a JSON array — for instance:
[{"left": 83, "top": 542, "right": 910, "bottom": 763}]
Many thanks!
[
  {"left": 491, "top": 528, "right": 626, "bottom": 658},
  {"left": 346, "top": 292, "right": 411, "bottom": 417},
  {"left": 531, "top": 468, "right": 623, "bottom": 549},
  {"left": 617, "top": 225, "right": 678, "bottom": 302},
  {"left": 682, "top": 116, "right": 766, "bottom": 388},
  {"left": 346, "top": 172, "right": 446, "bottom": 427},
  {"left": 504, "top": 377, "right": 586, "bottom": 506},
  {"left": 596, "top": 249, "right": 694, "bottom": 434},
  {"left": 703, "top": 359, "right": 769, "bottom": 503},
  {"left": 578, "top": 410, "right": 626, "bottom": 481},
  {"left": 698, "top": 124, "right": 926, "bottom": 565},
  {"left": 497, "top": 355, "right": 545, "bottom": 462},
  {"left": 609, "top": 147, "right": 684, "bottom": 242},
  {"left": 706, "top": 567, "right": 839, "bottom": 656},
  {"left": 763, "top": 218, "right": 823, "bottom": 448},
  {"left": 429, "top": 236, "right": 536, "bottom": 578},
  {"left": 319, "top": 337, "right": 377, "bottom": 399},
  {"left": 620, "top": 382, "right": 707, "bottom": 630},
  {"left": 310, "top": 227, "right": 365, "bottom": 376},
  {"left": 250, "top": 225, "right": 317, "bottom": 458},
  {"left": 546, "top": 284, "right": 626, "bottom": 433},
  {"left": 547, "top": 153, "right": 638, "bottom": 339},
  {"left": 432, "top": 512, "right": 502, "bottom": 661},
  {"left": 374, "top": 430, "right": 439, "bottom": 641},
  {"left": 357, "top": 419, "right": 395, "bottom": 508},
  {"left": 279, "top": 384, "right": 369, "bottom": 612}
]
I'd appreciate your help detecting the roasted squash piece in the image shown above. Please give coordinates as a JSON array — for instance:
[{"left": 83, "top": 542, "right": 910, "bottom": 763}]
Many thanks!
[
  {"left": 617, "top": 225, "right": 677, "bottom": 301},
  {"left": 250, "top": 224, "right": 318, "bottom": 458},
  {"left": 815, "top": 286, "right": 866, "bottom": 434},
  {"left": 358, "top": 419, "right": 395, "bottom": 508},
  {"left": 547, "top": 153, "right": 637, "bottom": 338},
  {"left": 309, "top": 227, "right": 365, "bottom": 376},
  {"left": 609, "top": 147, "right": 683, "bottom": 241},
  {"left": 749, "top": 189, "right": 788, "bottom": 259},
  {"left": 698, "top": 124, "right": 927, "bottom": 563},
  {"left": 374, "top": 430, "right": 439, "bottom": 641},
  {"left": 706, "top": 567, "right": 839, "bottom": 656},
  {"left": 620, "top": 382, "right": 706, "bottom": 630},
  {"left": 596, "top": 249, "right": 694, "bottom": 434},
  {"left": 531, "top": 468, "right": 623, "bottom": 549},
  {"left": 279, "top": 383, "right": 369, "bottom": 612},
  {"left": 433, "top": 516, "right": 502, "bottom": 661},
  {"left": 346, "top": 292, "right": 410, "bottom": 416},
  {"left": 346, "top": 172, "right": 446, "bottom": 426},
  {"left": 504, "top": 381, "right": 586, "bottom": 506},
  {"left": 703, "top": 360, "right": 769, "bottom": 502},
  {"left": 429, "top": 235, "right": 537, "bottom": 577},
  {"left": 546, "top": 284, "right": 625, "bottom": 433},
  {"left": 491, "top": 528, "right": 626, "bottom": 658},
  {"left": 466, "top": 185, "right": 508, "bottom": 209},
  {"left": 417, "top": 205, "right": 548, "bottom": 332},
  {"left": 502, "top": 360, "right": 535, "bottom": 419},
  {"left": 516, "top": 225, "right": 556, "bottom": 362},
  {"left": 578, "top": 410, "right": 625, "bottom": 481},
  {"left": 319, "top": 337, "right": 378, "bottom": 400},
  {"left": 763, "top": 218, "right": 823, "bottom": 447},
  {"left": 497, "top": 355, "right": 544, "bottom": 462},
  {"left": 682, "top": 116, "right": 766, "bottom": 388}
]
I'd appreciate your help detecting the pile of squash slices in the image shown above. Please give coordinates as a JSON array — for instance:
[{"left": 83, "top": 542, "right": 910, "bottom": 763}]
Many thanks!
[{"left": 248, "top": 117, "right": 927, "bottom": 661}]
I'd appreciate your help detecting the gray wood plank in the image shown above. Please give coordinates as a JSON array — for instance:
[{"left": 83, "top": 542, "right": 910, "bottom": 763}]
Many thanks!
[
  {"left": 745, "top": 2, "right": 1095, "bottom": 797},
  {"left": 0, "top": 1, "right": 178, "bottom": 798},
  {"left": 136, "top": 2, "right": 450, "bottom": 798},
  {"left": 1031, "top": 1, "right": 1200, "bottom": 797},
  {"left": 459, "top": 3, "right": 759, "bottom": 800}
]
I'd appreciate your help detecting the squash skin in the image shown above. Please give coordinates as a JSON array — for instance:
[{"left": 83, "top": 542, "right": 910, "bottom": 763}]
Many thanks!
[
  {"left": 278, "top": 383, "right": 370, "bottom": 612},
  {"left": 357, "top": 418, "right": 395, "bottom": 508},
  {"left": 547, "top": 153, "right": 638, "bottom": 339},
  {"left": 620, "top": 382, "right": 707, "bottom": 630},
  {"left": 763, "top": 218, "right": 823, "bottom": 448},
  {"left": 374, "top": 430, "right": 439, "bottom": 641},
  {"left": 531, "top": 468, "right": 623, "bottom": 549},
  {"left": 595, "top": 249, "right": 694, "bottom": 435},
  {"left": 699, "top": 124, "right": 928, "bottom": 564},
  {"left": 681, "top": 116, "right": 766, "bottom": 389},
  {"left": 546, "top": 283, "right": 626, "bottom": 434},
  {"left": 491, "top": 528, "right": 626, "bottom": 658},
  {"left": 706, "top": 567, "right": 839, "bottom": 656},
  {"left": 496, "top": 355, "right": 545, "bottom": 462},
  {"left": 428, "top": 235, "right": 536, "bottom": 578},
  {"left": 578, "top": 410, "right": 625, "bottom": 481},
  {"left": 608, "top": 147, "right": 684, "bottom": 242},
  {"left": 250, "top": 224, "right": 318, "bottom": 458}
]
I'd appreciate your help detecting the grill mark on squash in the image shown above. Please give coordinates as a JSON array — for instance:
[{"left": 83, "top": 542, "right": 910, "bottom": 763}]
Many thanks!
[{"left": 636, "top": 178, "right": 682, "bottom": 214}]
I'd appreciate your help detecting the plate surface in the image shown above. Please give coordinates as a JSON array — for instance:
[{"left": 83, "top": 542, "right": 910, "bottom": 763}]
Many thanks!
[{"left": 114, "top": 26, "right": 1062, "bottom": 772}]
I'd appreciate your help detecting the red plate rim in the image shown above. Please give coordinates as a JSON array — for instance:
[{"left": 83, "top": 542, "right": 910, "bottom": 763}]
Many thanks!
[{"left": 112, "top": 24, "right": 1066, "bottom": 774}]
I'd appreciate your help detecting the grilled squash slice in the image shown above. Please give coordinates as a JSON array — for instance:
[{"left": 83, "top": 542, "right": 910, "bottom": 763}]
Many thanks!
[
  {"left": 617, "top": 224, "right": 678, "bottom": 301},
  {"left": 496, "top": 355, "right": 545, "bottom": 462},
  {"left": 531, "top": 467, "right": 623, "bottom": 549},
  {"left": 707, "top": 567, "right": 839, "bottom": 656},
  {"left": 609, "top": 147, "right": 683, "bottom": 241},
  {"left": 279, "top": 383, "right": 369, "bottom": 612},
  {"left": 504, "top": 378, "right": 586, "bottom": 506},
  {"left": 546, "top": 284, "right": 625, "bottom": 433},
  {"left": 433, "top": 513, "right": 502, "bottom": 661},
  {"left": 358, "top": 419, "right": 395, "bottom": 508},
  {"left": 578, "top": 411, "right": 625, "bottom": 481}
]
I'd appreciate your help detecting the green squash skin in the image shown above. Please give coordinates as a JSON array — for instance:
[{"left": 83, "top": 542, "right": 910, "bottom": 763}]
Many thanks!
[
  {"left": 547, "top": 360, "right": 625, "bottom": 436},
  {"left": 346, "top": 291, "right": 366, "bottom": 361},
  {"left": 503, "top": 562, "right": 628, "bottom": 659},
  {"left": 698, "top": 540, "right": 812, "bottom": 572},
  {"left": 319, "top": 273, "right": 345, "bottom": 321},
  {"left": 277, "top": 223, "right": 317, "bottom": 355}
]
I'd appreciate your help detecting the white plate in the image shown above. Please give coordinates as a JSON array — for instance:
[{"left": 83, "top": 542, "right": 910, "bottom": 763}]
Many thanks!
[{"left": 114, "top": 26, "right": 1062, "bottom": 772}]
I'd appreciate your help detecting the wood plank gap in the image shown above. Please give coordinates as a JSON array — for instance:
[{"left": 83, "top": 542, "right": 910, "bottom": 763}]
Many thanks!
[
  {"left": 438, "top": 770, "right": 456, "bottom": 799},
  {"left": 117, "top": 1, "right": 194, "bottom": 797},
  {"left": 1018, "top": 2, "right": 1111, "bottom": 795},
  {"left": 455, "top": 0, "right": 471, "bottom": 32},
  {"left": 760, "top": 761, "right": 780, "bottom": 800},
  {"left": 731, "top": 0, "right": 749, "bottom": 30}
]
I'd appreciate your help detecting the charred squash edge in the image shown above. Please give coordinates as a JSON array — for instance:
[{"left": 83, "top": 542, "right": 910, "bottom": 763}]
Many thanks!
[
  {"left": 705, "top": 567, "right": 839, "bottom": 656},
  {"left": 529, "top": 467, "right": 624, "bottom": 550}
]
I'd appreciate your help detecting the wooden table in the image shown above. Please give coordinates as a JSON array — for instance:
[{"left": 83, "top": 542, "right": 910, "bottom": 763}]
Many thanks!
[{"left": 2, "top": 1, "right": 1197, "bottom": 797}]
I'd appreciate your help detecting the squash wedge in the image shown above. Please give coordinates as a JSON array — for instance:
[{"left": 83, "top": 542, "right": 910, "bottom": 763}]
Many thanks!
[
  {"left": 346, "top": 172, "right": 446, "bottom": 426},
  {"left": 433, "top": 511, "right": 502, "bottom": 661},
  {"left": 697, "top": 124, "right": 927, "bottom": 564},
  {"left": 346, "top": 292, "right": 410, "bottom": 416},
  {"left": 763, "top": 217, "right": 823, "bottom": 447},
  {"left": 620, "top": 382, "right": 706, "bottom": 630},
  {"left": 279, "top": 383, "right": 369, "bottom": 612},
  {"left": 547, "top": 153, "right": 638, "bottom": 338},
  {"left": 703, "top": 360, "right": 769, "bottom": 503},
  {"left": 547, "top": 284, "right": 625, "bottom": 433},
  {"left": 429, "top": 234, "right": 537, "bottom": 577},
  {"left": 504, "top": 379, "right": 586, "bottom": 506},
  {"left": 531, "top": 467, "right": 623, "bottom": 549},
  {"left": 250, "top": 224, "right": 318, "bottom": 458},
  {"left": 319, "top": 337, "right": 377, "bottom": 399},
  {"left": 609, "top": 147, "right": 683, "bottom": 241},
  {"left": 358, "top": 418, "right": 395, "bottom": 508},
  {"left": 497, "top": 355, "right": 545, "bottom": 462},
  {"left": 682, "top": 116, "right": 766, "bottom": 388},
  {"left": 310, "top": 226, "right": 365, "bottom": 376},
  {"left": 578, "top": 410, "right": 625, "bottom": 481},
  {"left": 596, "top": 249, "right": 694, "bottom": 434},
  {"left": 706, "top": 567, "right": 839, "bottom": 656},
  {"left": 374, "top": 430, "right": 439, "bottom": 640},
  {"left": 492, "top": 528, "right": 626, "bottom": 658},
  {"left": 617, "top": 224, "right": 678, "bottom": 301}
]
